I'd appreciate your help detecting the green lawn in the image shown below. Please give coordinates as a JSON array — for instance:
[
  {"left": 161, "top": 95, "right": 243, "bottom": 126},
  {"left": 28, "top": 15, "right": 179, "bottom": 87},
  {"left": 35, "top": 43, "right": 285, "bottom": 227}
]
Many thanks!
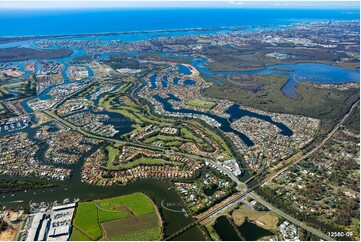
[
  {"left": 97, "top": 193, "right": 155, "bottom": 216},
  {"left": 106, "top": 145, "right": 119, "bottom": 165},
  {"left": 69, "top": 227, "right": 92, "bottom": 241},
  {"left": 181, "top": 127, "right": 206, "bottom": 145},
  {"left": 186, "top": 120, "right": 233, "bottom": 158},
  {"left": 180, "top": 127, "right": 214, "bottom": 151},
  {"left": 98, "top": 208, "right": 129, "bottom": 223},
  {"left": 143, "top": 134, "right": 185, "bottom": 144},
  {"left": 163, "top": 141, "right": 182, "bottom": 147},
  {"left": 73, "top": 201, "right": 102, "bottom": 240},
  {"left": 71, "top": 193, "right": 157, "bottom": 240},
  {"left": 185, "top": 98, "right": 216, "bottom": 109}
]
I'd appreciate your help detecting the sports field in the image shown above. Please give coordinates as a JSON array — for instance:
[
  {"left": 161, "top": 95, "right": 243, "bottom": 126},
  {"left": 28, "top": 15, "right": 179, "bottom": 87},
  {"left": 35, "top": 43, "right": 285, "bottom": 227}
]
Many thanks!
[{"left": 70, "top": 193, "right": 162, "bottom": 241}]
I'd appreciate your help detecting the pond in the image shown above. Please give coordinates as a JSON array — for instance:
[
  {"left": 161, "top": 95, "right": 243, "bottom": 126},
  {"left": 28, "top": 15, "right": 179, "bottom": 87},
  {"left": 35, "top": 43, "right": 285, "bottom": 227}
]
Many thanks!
[
  {"left": 213, "top": 216, "right": 240, "bottom": 241},
  {"left": 237, "top": 220, "right": 274, "bottom": 240},
  {"left": 203, "top": 185, "right": 218, "bottom": 196}
]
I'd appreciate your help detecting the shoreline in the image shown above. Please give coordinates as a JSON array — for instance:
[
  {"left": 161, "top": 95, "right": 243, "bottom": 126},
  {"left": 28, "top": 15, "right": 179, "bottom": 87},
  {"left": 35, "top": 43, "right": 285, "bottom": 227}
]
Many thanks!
[{"left": 1, "top": 19, "right": 355, "bottom": 42}]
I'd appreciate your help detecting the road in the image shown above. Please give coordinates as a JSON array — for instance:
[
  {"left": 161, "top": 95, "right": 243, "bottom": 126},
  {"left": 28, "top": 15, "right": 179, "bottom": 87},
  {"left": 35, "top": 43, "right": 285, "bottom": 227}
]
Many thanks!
[
  {"left": 249, "top": 192, "right": 334, "bottom": 241},
  {"left": 174, "top": 152, "right": 243, "bottom": 187},
  {"left": 43, "top": 82, "right": 359, "bottom": 241},
  {"left": 165, "top": 99, "right": 360, "bottom": 241},
  {"left": 263, "top": 99, "right": 360, "bottom": 184},
  {"left": 44, "top": 109, "right": 245, "bottom": 188}
]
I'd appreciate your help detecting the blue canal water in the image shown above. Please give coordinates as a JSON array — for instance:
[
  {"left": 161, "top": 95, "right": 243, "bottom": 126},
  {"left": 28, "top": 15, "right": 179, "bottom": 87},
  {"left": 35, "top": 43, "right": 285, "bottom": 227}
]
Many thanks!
[
  {"left": 177, "top": 65, "right": 192, "bottom": 75},
  {"left": 154, "top": 94, "right": 294, "bottom": 147},
  {"left": 150, "top": 75, "right": 157, "bottom": 89},
  {"left": 17, "top": 48, "right": 92, "bottom": 113},
  {"left": 173, "top": 77, "right": 181, "bottom": 86},
  {"left": 162, "top": 75, "right": 169, "bottom": 88},
  {"left": 88, "top": 109, "right": 135, "bottom": 139},
  {"left": 0, "top": 8, "right": 359, "bottom": 131},
  {"left": 2, "top": 9, "right": 357, "bottom": 240},
  {"left": 183, "top": 79, "right": 197, "bottom": 86},
  {"left": 226, "top": 105, "right": 292, "bottom": 136}
]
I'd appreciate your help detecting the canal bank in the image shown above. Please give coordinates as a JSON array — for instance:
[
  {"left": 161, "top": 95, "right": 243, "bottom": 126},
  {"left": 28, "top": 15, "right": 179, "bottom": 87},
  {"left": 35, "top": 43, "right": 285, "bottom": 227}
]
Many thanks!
[{"left": 0, "top": 158, "right": 205, "bottom": 240}]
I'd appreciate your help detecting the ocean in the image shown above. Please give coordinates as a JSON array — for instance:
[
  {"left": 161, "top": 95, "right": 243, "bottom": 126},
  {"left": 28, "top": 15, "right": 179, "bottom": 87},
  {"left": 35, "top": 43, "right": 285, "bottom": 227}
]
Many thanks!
[{"left": 0, "top": 8, "right": 359, "bottom": 37}]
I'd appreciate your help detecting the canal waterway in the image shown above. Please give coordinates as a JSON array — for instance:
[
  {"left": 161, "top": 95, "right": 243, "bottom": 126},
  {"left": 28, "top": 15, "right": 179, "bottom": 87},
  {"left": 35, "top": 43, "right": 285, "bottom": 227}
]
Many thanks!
[
  {"left": 154, "top": 94, "right": 293, "bottom": 147},
  {"left": 0, "top": 156, "right": 205, "bottom": 240},
  {"left": 1, "top": 19, "right": 359, "bottom": 241}
]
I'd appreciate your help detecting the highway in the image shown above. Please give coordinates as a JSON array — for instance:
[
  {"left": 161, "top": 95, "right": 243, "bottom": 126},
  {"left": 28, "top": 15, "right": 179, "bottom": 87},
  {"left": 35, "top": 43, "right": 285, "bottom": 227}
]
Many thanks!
[
  {"left": 173, "top": 152, "right": 243, "bottom": 187},
  {"left": 164, "top": 99, "right": 359, "bottom": 241},
  {"left": 263, "top": 99, "right": 360, "bottom": 185},
  {"left": 42, "top": 81, "right": 359, "bottom": 241},
  {"left": 249, "top": 192, "right": 334, "bottom": 241}
]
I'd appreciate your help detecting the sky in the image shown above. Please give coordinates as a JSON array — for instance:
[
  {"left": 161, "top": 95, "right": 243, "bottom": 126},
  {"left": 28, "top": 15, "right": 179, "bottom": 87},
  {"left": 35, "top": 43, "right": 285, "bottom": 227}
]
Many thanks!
[{"left": 0, "top": 0, "right": 359, "bottom": 9}]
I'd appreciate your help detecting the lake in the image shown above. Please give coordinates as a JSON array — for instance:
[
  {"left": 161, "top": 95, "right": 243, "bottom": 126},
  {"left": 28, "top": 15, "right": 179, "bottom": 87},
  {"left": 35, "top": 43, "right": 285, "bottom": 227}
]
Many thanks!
[
  {"left": 191, "top": 58, "right": 360, "bottom": 98},
  {"left": 237, "top": 220, "right": 274, "bottom": 240},
  {"left": 213, "top": 216, "right": 240, "bottom": 240},
  {"left": 243, "top": 63, "right": 360, "bottom": 98}
]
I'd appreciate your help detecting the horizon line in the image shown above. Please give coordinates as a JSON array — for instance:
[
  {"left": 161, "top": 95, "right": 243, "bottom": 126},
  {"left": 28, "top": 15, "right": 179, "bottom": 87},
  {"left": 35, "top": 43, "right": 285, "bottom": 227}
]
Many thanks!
[{"left": 0, "top": 1, "right": 359, "bottom": 9}]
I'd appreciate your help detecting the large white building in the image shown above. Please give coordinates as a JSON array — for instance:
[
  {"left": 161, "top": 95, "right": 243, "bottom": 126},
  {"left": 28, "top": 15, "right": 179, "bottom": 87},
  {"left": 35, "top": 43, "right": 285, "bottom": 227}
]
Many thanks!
[{"left": 24, "top": 203, "right": 76, "bottom": 241}]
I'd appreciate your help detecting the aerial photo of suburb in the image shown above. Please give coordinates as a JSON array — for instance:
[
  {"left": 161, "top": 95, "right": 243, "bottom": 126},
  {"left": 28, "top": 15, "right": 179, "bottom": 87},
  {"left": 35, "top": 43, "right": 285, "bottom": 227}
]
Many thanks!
[{"left": 0, "top": 0, "right": 359, "bottom": 241}]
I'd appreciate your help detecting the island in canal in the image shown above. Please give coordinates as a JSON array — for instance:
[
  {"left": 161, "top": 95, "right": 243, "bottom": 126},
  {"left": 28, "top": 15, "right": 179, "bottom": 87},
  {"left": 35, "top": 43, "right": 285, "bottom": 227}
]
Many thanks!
[{"left": 0, "top": 5, "right": 360, "bottom": 242}]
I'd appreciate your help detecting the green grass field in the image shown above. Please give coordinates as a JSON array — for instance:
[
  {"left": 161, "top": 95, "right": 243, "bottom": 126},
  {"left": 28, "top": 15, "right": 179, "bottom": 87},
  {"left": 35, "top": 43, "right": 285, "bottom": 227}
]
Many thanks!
[
  {"left": 73, "top": 201, "right": 102, "bottom": 240},
  {"left": 106, "top": 145, "right": 119, "bottom": 165},
  {"left": 97, "top": 193, "right": 155, "bottom": 216},
  {"left": 71, "top": 193, "right": 158, "bottom": 240},
  {"left": 143, "top": 134, "right": 186, "bottom": 144},
  {"left": 98, "top": 208, "right": 128, "bottom": 224},
  {"left": 0, "top": 79, "right": 28, "bottom": 99},
  {"left": 185, "top": 120, "right": 233, "bottom": 158},
  {"left": 180, "top": 127, "right": 212, "bottom": 151},
  {"left": 69, "top": 227, "right": 92, "bottom": 241},
  {"left": 185, "top": 98, "right": 216, "bottom": 109}
]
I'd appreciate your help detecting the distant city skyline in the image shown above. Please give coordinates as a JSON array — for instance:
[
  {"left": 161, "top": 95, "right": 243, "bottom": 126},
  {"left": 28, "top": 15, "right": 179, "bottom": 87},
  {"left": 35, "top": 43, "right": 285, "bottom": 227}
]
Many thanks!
[{"left": 0, "top": 0, "right": 359, "bottom": 9}]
